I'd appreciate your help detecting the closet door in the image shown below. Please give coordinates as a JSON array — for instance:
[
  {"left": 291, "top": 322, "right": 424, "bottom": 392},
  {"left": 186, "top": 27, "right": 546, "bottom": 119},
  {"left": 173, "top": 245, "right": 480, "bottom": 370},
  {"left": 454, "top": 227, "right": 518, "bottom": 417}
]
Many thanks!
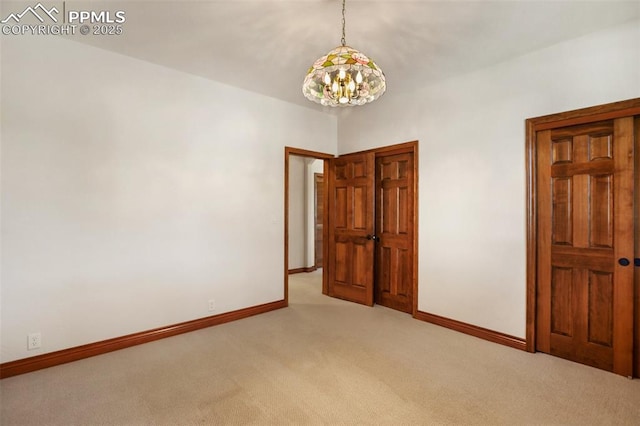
[
  {"left": 375, "top": 152, "right": 415, "bottom": 313},
  {"left": 535, "top": 117, "right": 635, "bottom": 376},
  {"left": 326, "top": 152, "right": 375, "bottom": 306}
]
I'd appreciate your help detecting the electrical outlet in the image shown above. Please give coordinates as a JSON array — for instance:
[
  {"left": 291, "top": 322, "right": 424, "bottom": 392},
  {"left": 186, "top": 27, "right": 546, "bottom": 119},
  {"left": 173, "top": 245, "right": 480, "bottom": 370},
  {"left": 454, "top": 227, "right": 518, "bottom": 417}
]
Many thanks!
[
  {"left": 28, "top": 332, "right": 41, "bottom": 350},
  {"left": 208, "top": 299, "right": 215, "bottom": 312}
]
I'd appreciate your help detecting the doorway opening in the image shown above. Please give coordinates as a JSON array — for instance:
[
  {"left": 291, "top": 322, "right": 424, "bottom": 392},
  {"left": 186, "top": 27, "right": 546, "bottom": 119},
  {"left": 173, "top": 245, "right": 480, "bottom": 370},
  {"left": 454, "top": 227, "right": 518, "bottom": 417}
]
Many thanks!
[
  {"left": 284, "top": 147, "right": 333, "bottom": 306},
  {"left": 285, "top": 141, "right": 418, "bottom": 316}
]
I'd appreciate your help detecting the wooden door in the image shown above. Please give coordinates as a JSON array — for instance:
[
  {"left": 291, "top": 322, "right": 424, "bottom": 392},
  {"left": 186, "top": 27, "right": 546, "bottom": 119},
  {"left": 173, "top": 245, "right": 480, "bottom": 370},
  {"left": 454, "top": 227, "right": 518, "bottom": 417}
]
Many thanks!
[
  {"left": 375, "top": 153, "right": 414, "bottom": 313},
  {"left": 536, "top": 118, "right": 635, "bottom": 375},
  {"left": 635, "top": 117, "right": 640, "bottom": 378},
  {"left": 327, "top": 152, "right": 375, "bottom": 306},
  {"left": 314, "top": 174, "right": 324, "bottom": 268}
]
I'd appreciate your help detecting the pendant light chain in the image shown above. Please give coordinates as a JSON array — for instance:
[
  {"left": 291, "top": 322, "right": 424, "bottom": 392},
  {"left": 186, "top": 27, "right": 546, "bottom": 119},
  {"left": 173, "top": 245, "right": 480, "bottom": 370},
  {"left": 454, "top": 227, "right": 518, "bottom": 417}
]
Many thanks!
[{"left": 341, "top": 0, "right": 346, "bottom": 46}]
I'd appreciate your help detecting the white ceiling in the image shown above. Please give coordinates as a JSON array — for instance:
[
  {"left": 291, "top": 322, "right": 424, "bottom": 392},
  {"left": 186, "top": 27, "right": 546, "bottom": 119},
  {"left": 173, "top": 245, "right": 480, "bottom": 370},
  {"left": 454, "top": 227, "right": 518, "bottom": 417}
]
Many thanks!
[{"left": 70, "top": 0, "right": 639, "bottom": 112}]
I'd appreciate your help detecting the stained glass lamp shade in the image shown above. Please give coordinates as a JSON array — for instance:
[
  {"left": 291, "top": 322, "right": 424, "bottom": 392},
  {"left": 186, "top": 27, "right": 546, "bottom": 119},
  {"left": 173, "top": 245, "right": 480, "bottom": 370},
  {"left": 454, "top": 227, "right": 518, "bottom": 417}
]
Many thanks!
[
  {"left": 302, "top": 45, "right": 386, "bottom": 107},
  {"left": 302, "top": 0, "right": 386, "bottom": 107}
]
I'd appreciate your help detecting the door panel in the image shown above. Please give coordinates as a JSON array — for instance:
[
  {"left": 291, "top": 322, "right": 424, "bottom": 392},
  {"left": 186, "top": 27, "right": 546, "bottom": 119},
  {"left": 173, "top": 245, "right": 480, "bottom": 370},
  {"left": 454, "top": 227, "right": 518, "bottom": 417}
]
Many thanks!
[
  {"left": 550, "top": 266, "right": 572, "bottom": 337},
  {"left": 375, "top": 153, "right": 414, "bottom": 313},
  {"left": 327, "top": 153, "right": 375, "bottom": 306},
  {"left": 536, "top": 118, "right": 634, "bottom": 375}
]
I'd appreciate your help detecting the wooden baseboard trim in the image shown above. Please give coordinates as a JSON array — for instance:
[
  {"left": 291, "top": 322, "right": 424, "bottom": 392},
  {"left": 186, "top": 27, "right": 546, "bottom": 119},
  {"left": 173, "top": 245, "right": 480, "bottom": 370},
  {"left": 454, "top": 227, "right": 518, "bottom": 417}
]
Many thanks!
[
  {"left": 288, "top": 267, "right": 317, "bottom": 274},
  {"left": 415, "top": 311, "right": 527, "bottom": 351},
  {"left": 0, "top": 299, "right": 286, "bottom": 379}
]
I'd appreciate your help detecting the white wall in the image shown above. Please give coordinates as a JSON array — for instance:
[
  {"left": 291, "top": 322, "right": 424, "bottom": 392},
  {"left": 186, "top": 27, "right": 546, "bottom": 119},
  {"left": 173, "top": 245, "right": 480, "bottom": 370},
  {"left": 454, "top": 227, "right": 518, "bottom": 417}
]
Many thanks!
[
  {"left": 338, "top": 20, "right": 640, "bottom": 338},
  {"left": 290, "top": 157, "right": 324, "bottom": 270},
  {"left": 0, "top": 36, "right": 337, "bottom": 363},
  {"left": 2, "top": 19, "right": 637, "bottom": 365},
  {"left": 288, "top": 155, "right": 306, "bottom": 270}
]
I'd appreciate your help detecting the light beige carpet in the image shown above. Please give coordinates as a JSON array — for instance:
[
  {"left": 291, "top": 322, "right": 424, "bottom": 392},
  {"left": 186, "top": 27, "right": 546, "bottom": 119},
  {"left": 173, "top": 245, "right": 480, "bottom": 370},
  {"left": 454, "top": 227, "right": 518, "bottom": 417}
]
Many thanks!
[{"left": 1, "top": 270, "right": 639, "bottom": 425}]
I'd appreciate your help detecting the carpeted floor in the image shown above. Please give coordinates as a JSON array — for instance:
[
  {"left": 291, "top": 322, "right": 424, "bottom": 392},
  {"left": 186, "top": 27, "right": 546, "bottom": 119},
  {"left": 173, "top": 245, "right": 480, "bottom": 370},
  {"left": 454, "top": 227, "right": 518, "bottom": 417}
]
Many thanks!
[{"left": 1, "top": 270, "right": 639, "bottom": 425}]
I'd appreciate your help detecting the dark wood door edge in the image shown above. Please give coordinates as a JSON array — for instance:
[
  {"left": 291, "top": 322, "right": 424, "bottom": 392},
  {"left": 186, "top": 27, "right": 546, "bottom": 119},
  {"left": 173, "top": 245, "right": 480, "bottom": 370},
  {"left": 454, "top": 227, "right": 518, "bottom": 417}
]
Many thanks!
[
  {"left": 635, "top": 117, "right": 640, "bottom": 378},
  {"left": 1, "top": 300, "right": 286, "bottom": 379}
]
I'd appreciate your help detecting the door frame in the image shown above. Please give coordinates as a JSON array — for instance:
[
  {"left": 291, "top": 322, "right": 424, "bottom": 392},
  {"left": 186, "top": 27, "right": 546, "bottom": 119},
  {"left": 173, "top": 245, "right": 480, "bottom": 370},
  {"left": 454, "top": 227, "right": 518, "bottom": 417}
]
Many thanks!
[
  {"left": 525, "top": 98, "right": 640, "bottom": 376},
  {"left": 284, "top": 147, "right": 334, "bottom": 306},
  {"left": 285, "top": 141, "right": 419, "bottom": 316},
  {"left": 314, "top": 172, "right": 324, "bottom": 269}
]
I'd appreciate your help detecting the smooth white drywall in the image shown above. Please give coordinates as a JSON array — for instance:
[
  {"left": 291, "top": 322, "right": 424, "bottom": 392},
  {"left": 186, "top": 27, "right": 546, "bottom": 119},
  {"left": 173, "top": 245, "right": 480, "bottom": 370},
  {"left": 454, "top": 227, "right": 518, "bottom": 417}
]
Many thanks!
[
  {"left": 338, "top": 20, "right": 640, "bottom": 338},
  {"left": 288, "top": 155, "right": 306, "bottom": 270},
  {"left": 0, "top": 36, "right": 337, "bottom": 363},
  {"left": 289, "top": 157, "right": 324, "bottom": 271}
]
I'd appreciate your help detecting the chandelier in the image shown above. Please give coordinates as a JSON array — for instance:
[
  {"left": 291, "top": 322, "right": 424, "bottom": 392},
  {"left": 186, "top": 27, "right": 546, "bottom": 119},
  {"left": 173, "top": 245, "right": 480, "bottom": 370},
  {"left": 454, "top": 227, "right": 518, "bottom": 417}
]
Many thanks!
[{"left": 302, "top": 0, "right": 386, "bottom": 107}]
